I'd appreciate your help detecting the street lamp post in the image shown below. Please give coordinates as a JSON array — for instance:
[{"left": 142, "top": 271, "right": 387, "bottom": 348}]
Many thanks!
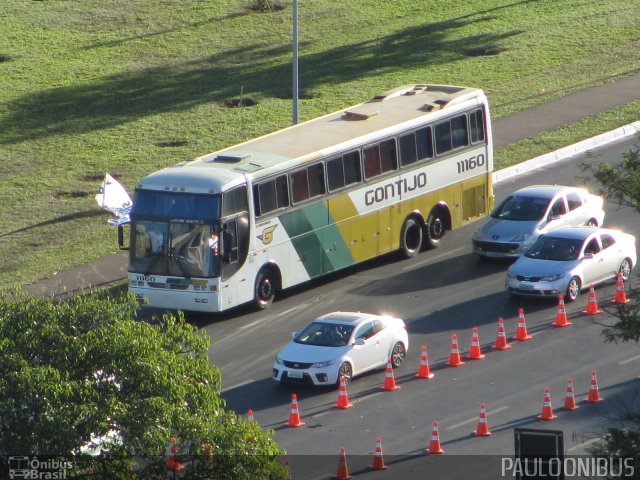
[{"left": 292, "top": 0, "right": 299, "bottom": 124}]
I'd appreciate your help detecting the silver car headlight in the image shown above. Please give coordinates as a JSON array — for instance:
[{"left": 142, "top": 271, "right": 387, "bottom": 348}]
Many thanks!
[
  {"left": 511, "top": 232, "right": 530, "bottom": 243},
  {"left": 275, "top": 355, "right": 283, "bottom": 365},
  {"left": 540, "top": 273, "right": 566, "bottom": 282},
  {"left": 311, "top": 359, "right": 335, "bottom": 368}
]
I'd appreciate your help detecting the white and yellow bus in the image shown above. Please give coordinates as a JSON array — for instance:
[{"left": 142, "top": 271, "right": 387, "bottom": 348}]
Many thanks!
[{"left": 129, "top": 84, "right": 494, "bottom": 312}]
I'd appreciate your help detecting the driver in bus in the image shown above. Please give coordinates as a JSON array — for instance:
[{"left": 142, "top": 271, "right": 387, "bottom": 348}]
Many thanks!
[{"left": 208, "top": 232, "right": 219, "bottom": 255}]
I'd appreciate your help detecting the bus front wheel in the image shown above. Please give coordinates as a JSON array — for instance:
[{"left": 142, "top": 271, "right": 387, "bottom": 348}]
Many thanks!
[
  {"left": 425, "top": 210, "right": 445, "bottom": 249},
  {"left": 254, "top": 269, "right": 276, "bottom": 310}
]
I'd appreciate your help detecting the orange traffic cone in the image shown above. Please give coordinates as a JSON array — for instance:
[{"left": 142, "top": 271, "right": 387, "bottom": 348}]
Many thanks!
[
  {"left": 283, "top": 459, "right": 293, "bottom": 480},
  {"left": 426, "top": 421, "right": 445, "bottom": 454},
  {"left": 552, "top": 295, "right": 572, "bottom": 327},
  {"left": 448, "top": 333, "right": 465, "bottom": 367},
  {"left": 467, "top": 327, "right": 485, "bottom": 360},
  {"left": 564, "top": 378, "right": 579, "bottom": 410},
  {"left": 614, "top": 272, "right": 630, "bottom": 304},
  {"left": 513, "top": 308, "right": 533, "bottom": 341},
  {"left": 247, "top": 409, "right": 255, "bottom": 421},
  {"left": 494, "top": 317, "right": 511, "bottom": 350},
  {"left": 583, "top": 285, "right": 602, "bottom": 315},
  {"left": 586, "top": 370, "right": 604, "bottom": 403},
  {"left": 285, "top": 394, "right": 305, "bottom": 427},
  {"left": 370, "top": 437, "right": 388, "bottom": 471},
  {"left": 538, "top": 387, "right": 557, "bottom": 420},
  {"left": 167, "top": 437, "right": 184, "bottom": 472},
  {"left": 335, "top": 376, "right": 353, "bottom": 409},
  {"left": 473, "top": 403, "right": 492, "bottom": 436},
  {"left": 334, "top": 447, "right": 352, "bottom": 480},
  {"left": 380, "top": 358, "right": 401, "bottom": 391},
  {"left": 416, "top": 345, "right": 435, "bottom": 379}
]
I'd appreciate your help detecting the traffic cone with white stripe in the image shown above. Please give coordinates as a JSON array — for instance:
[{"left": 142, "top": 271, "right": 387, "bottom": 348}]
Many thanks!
[
  {"left": 513, "top": 308, "right": 533, "bottom": 341},
  {"left": 614, "top": 272, "right": 630, "bottom": 304},
  {"left": 552, "top": 295, "right": 572, "bottom": 327},
  {"left": 415, "top": 345, "right": 435, "bottom": 379},
  {"left": 286, "top": 394, "right": 305, "bottom": 427},
  {"left": 334, "top": 447, "right": 352, "bottom": 480},
  {"left": 335, "top": 376, "right": 353, "bottom": 409},
  {"left": 564, "top": 378, "right": 579, "bottom": 410},
  {"left": 586, "top": 369, "right": 604, "bottom": 403},
  {"left": 538, "top": 387, "right": 557, "bottom": 420},
  {"left": 473, "top": 403, "right": 492, "bottom": 436},
  {"left": 448, "top": 333, "right": 465, "bottom": 367},
  {"left": 247, "top": 409, "right": 255, "bottom": 421},
  {"left": 467, "top": 327, "right": 485, "bottom": 360},
  {"left": 494, "top": 317, "right": 511, "bottom": 350},
  {"left": 370, "top": 437, "right": 388, "bottom": 471},
  {"left": 426, "top": 421, "right": 445, "bottom": 454},
  {"left": 380, "top": 358, "right": 401, "bottom": 391},
  {"left": 583, "top": 285, "right": 602, "bottom": 315}
]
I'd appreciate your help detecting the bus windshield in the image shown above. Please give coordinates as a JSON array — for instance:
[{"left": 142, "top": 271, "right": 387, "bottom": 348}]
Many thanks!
[{"left": 129, "top": 191, "right": 221, "bottom": 277}]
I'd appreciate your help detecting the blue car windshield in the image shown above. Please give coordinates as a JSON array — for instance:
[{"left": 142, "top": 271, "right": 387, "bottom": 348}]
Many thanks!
[
  {"left": 525, "top": 237, "right": 582, "bottom": 261},
  {"left": 295, "top": 322, "right": 355, "bottom": 347},
  {"left": 491, "top": 195, "right": 549, "bottom": 221}
]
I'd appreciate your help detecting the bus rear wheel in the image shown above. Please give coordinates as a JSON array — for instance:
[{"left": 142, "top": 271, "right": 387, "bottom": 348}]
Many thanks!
[
  {"left": 400, "top": 217, "right": 423, "bottom": 258},
  {"left": 254, "top": 269, "right": 276, "bottom": 310},
  {"left": 425, "top": 210, "right": 445, "bottom": 249}
]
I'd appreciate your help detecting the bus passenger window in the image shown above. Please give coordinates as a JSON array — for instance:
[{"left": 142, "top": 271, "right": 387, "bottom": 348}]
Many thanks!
[
  {"left": 451, "top": 115, "right": 469, "bottom": 149},
  {"left": 435, "top": 121, "right": 453, "bottom": 154},
  {"left": 399, "top": 133, "right": 418, "bottom": 166},
  {"left": 379, "top": 139, "right": 397, "bottom": 173},
  {"left": 307, "top": 163, "right": 326, "bottom": 198},
  {"left": 343, "top": 151, "right": 361, "bottom": 185},
  {"left": 291, "top": 169, "right": 310, "bottom": 203},
  {"left": 363, "top": 145, "right": 381, "bottom": 178},
  {"left": 416, "top": 126, "right": 433, "bottom": 160},
  {"left": 327, "top": 157, "right": 345, "bottom": 191},
  {"left": 470, "top": 110, "right": 485, "bottom": 143}
]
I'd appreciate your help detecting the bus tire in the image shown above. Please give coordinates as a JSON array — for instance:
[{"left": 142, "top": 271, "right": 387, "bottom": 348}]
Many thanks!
[
  {"left": 400, "top": 217, "right": 423, "bottom": 258},
  {"left": 254, "top": 268, "right": 276, "bottom": 310},
  {"left": 425, "top": 209, "right": 446, "bottom": 249}
]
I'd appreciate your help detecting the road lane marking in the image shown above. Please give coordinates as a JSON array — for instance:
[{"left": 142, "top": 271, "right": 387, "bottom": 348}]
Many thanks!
[
  {"left": 221, "top": 378, "right": 255, "bottom": 393},
  {"left": 568, "top": 437, "right": 601, "bottom": 452},
  {"left": 446, "top": 405, "right": 509, "bottom": 430},
  {"left": 618, "top": 354, "right": 640, "bottom": 365},
  {"left": 402, "top": 247, "right": 466, "bottom": 271}
]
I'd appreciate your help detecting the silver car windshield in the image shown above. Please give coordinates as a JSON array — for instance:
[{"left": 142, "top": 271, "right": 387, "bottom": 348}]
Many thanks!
[
  {"left": 525, "top": 236, "right": 583, "bottom": 261},
  {"left": 491, "top": 195, "right": 549, "bottom": 221},
  {"left": 294, "top": 322, "right": 355, "bottom": 347}
]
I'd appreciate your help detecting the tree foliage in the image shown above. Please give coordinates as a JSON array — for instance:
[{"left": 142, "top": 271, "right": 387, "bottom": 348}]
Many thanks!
[
  {"left": 581, "top": 139, "right": 640, "bottom": 468},
  {"left": 0, "top": 288, "right": 286, "bottom": 479}
]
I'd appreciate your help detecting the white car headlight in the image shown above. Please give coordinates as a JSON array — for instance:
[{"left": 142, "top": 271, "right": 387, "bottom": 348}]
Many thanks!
[
  {"left": 540, "top": 273, "right": 565, "bottom": 282},
  {"left": 506, "top": 270, "right": 516, "bottom": 279},
  {"left": 311, "top": 359, "right": 335, "bottom": 368},
  {"left": 275, "top": 355, "right": 283, "bottom": 365}
]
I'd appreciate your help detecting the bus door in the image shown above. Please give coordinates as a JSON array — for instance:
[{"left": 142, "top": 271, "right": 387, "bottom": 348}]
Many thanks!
[{"left": 219, "top": 214, "right": 250, "bottom": 307}]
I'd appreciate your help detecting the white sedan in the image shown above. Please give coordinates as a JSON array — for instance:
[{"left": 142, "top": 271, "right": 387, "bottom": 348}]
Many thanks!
[
  {"left": 506, "top": 227, "right": 636, "bottom": 301},
  {"left": 273, "top": 312, "right": 408, "bottom": 387},
  {"left": 473, "top": 185, "right": 605, "bottom": 258}
]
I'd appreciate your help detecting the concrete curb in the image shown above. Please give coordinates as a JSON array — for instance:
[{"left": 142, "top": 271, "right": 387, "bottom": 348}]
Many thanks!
[{"left": 493, "top": 121, "right": 640, "bottom": 184}]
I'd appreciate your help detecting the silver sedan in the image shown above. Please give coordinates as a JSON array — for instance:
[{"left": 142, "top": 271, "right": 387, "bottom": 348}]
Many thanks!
[
  {"left": 473, "top": 185, "right": 605, "bottom": 258},
  {"left": 506, "top": 226, "right": 636, "bottom": 301}
]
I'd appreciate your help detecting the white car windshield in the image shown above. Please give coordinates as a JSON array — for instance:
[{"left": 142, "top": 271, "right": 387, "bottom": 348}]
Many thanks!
[
  {"left": 295, "top": 322, "right": 355, "bottom": 347},
  {"left": 491, "top": 195, "right": 549, "bottom": 221},
  {"left": 525, "top": 236, "right": 582, "bottom": 261}
]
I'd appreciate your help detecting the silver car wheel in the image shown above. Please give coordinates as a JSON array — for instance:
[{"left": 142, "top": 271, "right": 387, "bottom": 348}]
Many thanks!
[
  {"left": 390, "top": 342, "right": 406, "bottom": 368},
  {"left": 566, "top": 276, "right": 581, "bottom": 302},
  {"left": 619, "top": 258, "right": 632, "bottom": 281}
]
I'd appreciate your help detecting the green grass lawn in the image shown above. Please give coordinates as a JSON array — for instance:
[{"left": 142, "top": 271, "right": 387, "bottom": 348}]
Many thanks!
[{"left": 1, "top": 0, "right": 639, "bottom": 289}]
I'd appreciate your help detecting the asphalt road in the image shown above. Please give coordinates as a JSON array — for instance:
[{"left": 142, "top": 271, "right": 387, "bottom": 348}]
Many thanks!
[{"left": 174, "top": 136, "right": 640, "bottom": 479}]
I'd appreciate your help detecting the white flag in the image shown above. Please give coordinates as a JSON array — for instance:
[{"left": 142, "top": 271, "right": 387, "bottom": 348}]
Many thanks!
[{"left": 96, "top": 173, "right": 132, "bottom": 226}]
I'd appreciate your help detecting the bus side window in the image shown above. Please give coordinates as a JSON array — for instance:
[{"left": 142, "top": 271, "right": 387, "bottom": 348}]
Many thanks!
[{"left": 470, "top": 109, "right": 485, "bottom": 143}]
